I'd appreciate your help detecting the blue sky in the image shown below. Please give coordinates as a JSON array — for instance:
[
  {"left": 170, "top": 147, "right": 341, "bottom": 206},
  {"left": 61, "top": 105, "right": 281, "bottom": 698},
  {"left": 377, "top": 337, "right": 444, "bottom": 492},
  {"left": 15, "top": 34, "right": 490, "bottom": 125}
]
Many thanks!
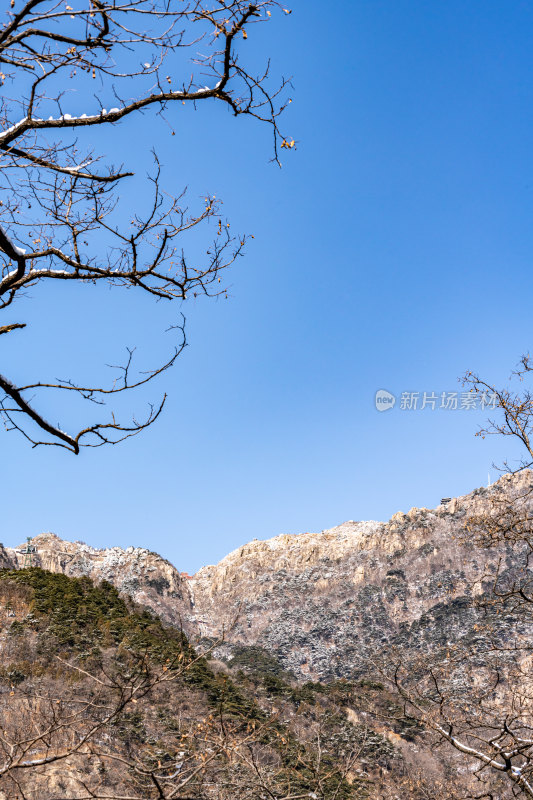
[{"left": 2, "top": 1, "right": 532, "bottom": 572}]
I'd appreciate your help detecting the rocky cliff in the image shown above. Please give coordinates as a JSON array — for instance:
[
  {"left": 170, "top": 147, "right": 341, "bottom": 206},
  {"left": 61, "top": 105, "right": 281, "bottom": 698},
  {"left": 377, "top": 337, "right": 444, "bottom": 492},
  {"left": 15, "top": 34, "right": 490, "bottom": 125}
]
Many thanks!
[
  {"left": 4, "top": 535, "right": 193, "bottom": 628},
  {"left": 6, "top": 470, "right": 532, "bottom": 681}
]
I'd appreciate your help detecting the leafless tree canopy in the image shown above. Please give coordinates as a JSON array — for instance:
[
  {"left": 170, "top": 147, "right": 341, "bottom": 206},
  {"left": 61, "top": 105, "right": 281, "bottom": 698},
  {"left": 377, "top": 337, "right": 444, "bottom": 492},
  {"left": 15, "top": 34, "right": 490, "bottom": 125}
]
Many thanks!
[
  {"left": 0, "top": 0, "right": 292, "bottom": 453},
  {"left": 464, "top": 355, "right": 533, "bottom": 473},
  {"left": 383, "top": 357, "right": 533, "bottom": 798}
]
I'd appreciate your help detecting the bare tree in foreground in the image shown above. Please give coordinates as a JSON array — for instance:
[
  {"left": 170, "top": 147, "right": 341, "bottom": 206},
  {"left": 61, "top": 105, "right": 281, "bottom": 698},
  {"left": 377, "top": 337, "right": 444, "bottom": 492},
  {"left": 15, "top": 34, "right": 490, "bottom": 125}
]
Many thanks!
[
  {"left": 0, "top": 570, "right": 373, "bottom": 800},
  {"left": 0, "top": 0, "right": 292, "bottom": 453},
  {"left": 0, "top": 641, "right": 361, "bottom": 799},
  {"left": 385, "top": 357, "right": 533, "bottom": 798}
]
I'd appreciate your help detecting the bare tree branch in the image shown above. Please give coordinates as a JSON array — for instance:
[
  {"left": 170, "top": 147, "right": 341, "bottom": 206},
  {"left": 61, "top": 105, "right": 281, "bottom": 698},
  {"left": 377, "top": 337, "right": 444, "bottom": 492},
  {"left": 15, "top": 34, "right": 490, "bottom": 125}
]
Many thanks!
[{"left": 0, "top": 0, "right": 293, "bottom": 452}]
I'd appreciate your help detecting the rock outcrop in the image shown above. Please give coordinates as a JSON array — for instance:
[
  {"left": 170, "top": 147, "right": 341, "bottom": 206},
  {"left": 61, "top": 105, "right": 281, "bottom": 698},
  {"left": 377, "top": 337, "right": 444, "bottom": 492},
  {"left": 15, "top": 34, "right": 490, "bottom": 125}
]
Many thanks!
[
  {"left": 188, "top": 470, "right": 533, "bottom": 678},
  {"left": 7, "top": 534, "right": 193, "bottom": 628},
  {"left": 7, "top": 470, "right": 533, "bottom": 681}
]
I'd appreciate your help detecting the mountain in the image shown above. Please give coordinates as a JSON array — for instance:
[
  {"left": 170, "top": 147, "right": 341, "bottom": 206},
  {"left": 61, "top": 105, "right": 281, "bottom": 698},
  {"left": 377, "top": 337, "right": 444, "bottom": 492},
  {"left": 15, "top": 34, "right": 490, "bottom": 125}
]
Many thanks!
[
  {"left": 5, "top": 470, "right": 531, "bottom": 681},
  {"left": 0, "top": 561, "right": 457, "bottom": 799},
  {"left": 4, "top": 533, "right": 193, "bottom": 628},
  {"left": 0, "top": 472, "right": 529, "bottom": 798}
]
